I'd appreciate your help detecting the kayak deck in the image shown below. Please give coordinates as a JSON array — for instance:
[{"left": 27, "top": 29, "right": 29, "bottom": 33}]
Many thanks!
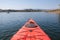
[{"left": 11, "top": 18, "right": 51, "bottom": 40}]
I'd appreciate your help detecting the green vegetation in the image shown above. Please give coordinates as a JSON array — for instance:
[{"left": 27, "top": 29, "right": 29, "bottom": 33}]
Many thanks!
[{"left": 0, "top": 9, "right": 43, "bottom": 12}]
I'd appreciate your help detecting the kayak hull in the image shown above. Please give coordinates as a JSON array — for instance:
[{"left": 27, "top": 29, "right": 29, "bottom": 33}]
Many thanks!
[{"left": 11, "top": 19, "right": 51, "bottom": 40}]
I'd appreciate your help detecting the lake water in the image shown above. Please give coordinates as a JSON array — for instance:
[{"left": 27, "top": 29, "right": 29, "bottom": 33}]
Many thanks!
[{"left": 0, "top": 12, "right": 60, "bottom": 40}]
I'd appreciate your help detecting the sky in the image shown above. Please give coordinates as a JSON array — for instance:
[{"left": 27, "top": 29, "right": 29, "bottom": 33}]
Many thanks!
[{"left": 0, "top": 0, "right": 60, "bottom": 9}]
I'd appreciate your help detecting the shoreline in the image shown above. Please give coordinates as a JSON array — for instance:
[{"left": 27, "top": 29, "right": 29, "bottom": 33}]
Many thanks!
[{"left": 0, "top": 9, "right": 60, "bottom": 13}]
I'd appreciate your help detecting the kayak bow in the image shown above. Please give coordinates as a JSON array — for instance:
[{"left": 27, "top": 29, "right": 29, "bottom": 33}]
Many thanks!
[{"left": 11, "top": 18, "right": 51, "bottom": 40}]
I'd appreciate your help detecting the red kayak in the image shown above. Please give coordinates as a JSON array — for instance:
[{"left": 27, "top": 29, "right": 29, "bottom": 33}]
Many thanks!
[{"left": 11, "top": 18, "right": 51, "bottom": 40}]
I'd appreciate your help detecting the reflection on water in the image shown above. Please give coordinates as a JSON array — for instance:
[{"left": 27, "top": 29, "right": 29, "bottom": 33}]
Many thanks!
[{"left": 0, "top": 12, "right": 60, "bottom": 40}]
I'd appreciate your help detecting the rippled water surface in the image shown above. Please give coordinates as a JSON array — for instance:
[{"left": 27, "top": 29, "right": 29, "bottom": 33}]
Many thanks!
[{"left": 0, "top": 12, "right": 60, "bottom": 40}]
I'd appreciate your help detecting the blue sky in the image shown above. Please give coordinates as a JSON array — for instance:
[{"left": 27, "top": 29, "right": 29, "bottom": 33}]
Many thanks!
[{"left": 0, "top": 0, "right": 60, "bottom": 9}]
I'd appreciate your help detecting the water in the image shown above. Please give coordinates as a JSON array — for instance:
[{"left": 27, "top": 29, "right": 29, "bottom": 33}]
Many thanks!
[{"left": 0, "top": 12, "right": 60, "bottom": 40}]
